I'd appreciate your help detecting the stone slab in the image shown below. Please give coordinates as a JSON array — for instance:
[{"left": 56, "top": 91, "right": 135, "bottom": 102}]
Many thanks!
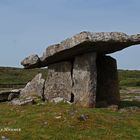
[
  {"left": 72, "top": 52, "right": 97, "bottom": 107},
  {"left": 40, "top": 32, "right": 140, "bottom": 67},
  {"left": 44, "top": 61, "right": 73, "bottom": 101},
  {"left": 96, "top": 55, "right": 120, "bottom": 106},
  {"left": 20, "top": 73, "right": 45, "bottom": 100}
]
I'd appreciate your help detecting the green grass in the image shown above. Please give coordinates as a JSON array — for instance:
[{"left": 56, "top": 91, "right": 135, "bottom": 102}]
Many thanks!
[
  {"left": 0, "top": 102, "right": 140, "bottom": 140},
  {"left": 0, "top": 67, "right": 48, "bottom": 89},
  {"left": 118, "top": 70, "right": 140, "bottom": 87}
]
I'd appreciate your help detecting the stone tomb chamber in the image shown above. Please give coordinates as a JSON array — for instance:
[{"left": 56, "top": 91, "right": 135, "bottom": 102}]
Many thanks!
[{"left": 21, "top": 32, "right": 140, "bottom": 107}]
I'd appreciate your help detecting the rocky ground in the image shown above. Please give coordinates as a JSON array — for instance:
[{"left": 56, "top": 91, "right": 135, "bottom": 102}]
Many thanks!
[
  {"left": 0, "top": 86, "right": 139, "bottom": 140},
  {"left": 120, "top": 87, "right": 140, "bottom": 102},
  {"left": 0, "top": 86, "right": 140, "bottom": 106}
]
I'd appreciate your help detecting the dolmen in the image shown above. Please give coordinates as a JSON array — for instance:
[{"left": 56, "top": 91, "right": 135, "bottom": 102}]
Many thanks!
[{"left": 21, "top": 32, "right": 140, "bottom": 107}]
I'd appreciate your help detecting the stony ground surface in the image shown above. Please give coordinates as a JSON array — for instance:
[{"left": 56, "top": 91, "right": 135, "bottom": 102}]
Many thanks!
[{"left": 120, "top": 87, "right": 140, "bottom": 102}]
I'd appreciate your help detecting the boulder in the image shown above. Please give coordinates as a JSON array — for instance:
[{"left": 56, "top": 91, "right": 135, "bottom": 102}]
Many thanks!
[
  {"left": 72, "top": 52, "right": 97, "bottom": 107},
  {"left": 21, "top": 54, "right": 40, "bottom": 69},
  {"left": 39, "top": 32, "right": 140, "bottom": 67},
  {"left": 0, "top": 89, "right": 21, "bottom": 102},
  {"left": 20, "top": 73, "right": 45, "bottom": 100},
  {"left": 44, "top": 61, "right": 72, "bottom": 102}
]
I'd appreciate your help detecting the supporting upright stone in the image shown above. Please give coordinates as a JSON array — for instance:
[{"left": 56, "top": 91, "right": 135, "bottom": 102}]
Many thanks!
[
  {"left": 72, "top": 52, "right": 97, "bottom": 107},
  {"left": 44, "top": 61, "right": 73, "bottom": 101},
  {"left": 96, "top": 55, "right": 120, "bottom": 106}
]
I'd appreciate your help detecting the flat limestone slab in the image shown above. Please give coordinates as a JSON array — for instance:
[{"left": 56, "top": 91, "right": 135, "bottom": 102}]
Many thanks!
[
  {"left": 40, "top": 32, "right": 140, "bottom": 66},
  {"left": 44, "top": 61, "right": 73, "bottom": 101},
  {"left": 72, "top": 52, "right": 97, "bottom": 107},
  {"left": 96, "top": 55, "right": 120, "bottom": 106}
]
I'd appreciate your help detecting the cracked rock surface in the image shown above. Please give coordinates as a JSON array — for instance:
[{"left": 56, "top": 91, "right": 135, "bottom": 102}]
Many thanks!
[
  {"left": 21, "top": 32, "right": 140, "bottom": 68},
  {"left": 72, "top": 52, "right": 97, "bottom": 107},
  {"left": 20, "top": 73, "right": 45, "bottom": 100},
  {"left": 44, "top": 61, "right": 73, "bottom": 102}
]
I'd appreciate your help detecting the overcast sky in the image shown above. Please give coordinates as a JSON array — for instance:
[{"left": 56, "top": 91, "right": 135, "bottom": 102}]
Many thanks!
[{"left": 0, "top": 0, "right": 140, "bottom": 69}]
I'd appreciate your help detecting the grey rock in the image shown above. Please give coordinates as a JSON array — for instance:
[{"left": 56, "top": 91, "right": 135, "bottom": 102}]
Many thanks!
[
  {"left": 39, "top": 32, "right": 140, "bottom": 67},
  {"left": 123, "top": 98, "right": 133, "bottom": 101},
  {"left": 1, "top": 136, "right": 10, "bottom": 140},
  {"left": 96, "top": 55, "right": 120, "bottom": 105},
  {"left": 8, "top": 93, "right": 20, "bottom": 101},
  {"left": 72, "top": 52, "right": 97, "bottom": 107},
  {"left": 107, "top": 105, "right": 119, "bottom": 111},
  {"left": 36, "top": 102, "right": 46, "bottom": 106},
  {"left": 50, "top": 97, "right": 64, "bottom": 104},
  {"left": 65, "top": 100, "right": 72, "bottom": 105},
  {"left": 119, "top": 106, "right": 140, "bottom": 113},
  {"left": 21, "top": 54, "right": 40, "bottom": 69},
  {"left": 11, "top": 98, "right": 35, "bottom": 106},
  {"left": 44, "top": 61, "right": 72, "bottom": 102},
  {"left": 130, "top": 34, "right": 140, "bottom": 43},
  {"left": 133, "top": 96, "right": 140, "bottom": 102},
  {"left": 44, "top": 121, "right": 48, "bottom": 125},
  {"left": 20, "top": 73, "right": 45, "bottom": 100},
  {"left": 55, "top": 116, "right": 62, "bottom": 119},
  {"left": 78, "top": 114, "right": 89, "bottom": 121},
  {"left": 0, "top": 89, "right": 21, "bottom": 102}
]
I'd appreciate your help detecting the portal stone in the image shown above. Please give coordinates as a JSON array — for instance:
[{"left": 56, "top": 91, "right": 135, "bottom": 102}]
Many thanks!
[
  {"left": 96, "top": 55, "right": 120, "bottom": 106},
  {"left": 72, "top": 52, "right": 97, "bottom": 107},
  {"left": 44, "top": 61, "right": 73, "bottom": 101}
]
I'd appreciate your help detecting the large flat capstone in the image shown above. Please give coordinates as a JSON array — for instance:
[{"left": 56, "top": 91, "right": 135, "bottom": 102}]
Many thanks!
[
  {"left": 21, "top": 32, "right": 140, "bottom": 68},
  {"left": 40, "top": 32, "right": 140, "bottom": 67}
]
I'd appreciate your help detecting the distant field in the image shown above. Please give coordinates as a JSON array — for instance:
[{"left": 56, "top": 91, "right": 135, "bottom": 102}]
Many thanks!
[
  {"left": 0, "top": 67, "right": 48, "bottom": 89},
  {"left": 118, "top": 70, "right": 140, "bottom": 87},
  {"left": 0, "top": 67, "right": 140, "bottom": 89}
]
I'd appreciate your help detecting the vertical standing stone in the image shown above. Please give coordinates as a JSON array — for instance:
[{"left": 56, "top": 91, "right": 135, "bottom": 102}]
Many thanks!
[
  {"left": 96, "top": 55, "right": 120, "bottom": 106},
  {"left": 44, "top": 61, "right": 72, "bottom": 101},
  {"left": 72, "top": 52, "right": 97, "bottom": 107}
]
